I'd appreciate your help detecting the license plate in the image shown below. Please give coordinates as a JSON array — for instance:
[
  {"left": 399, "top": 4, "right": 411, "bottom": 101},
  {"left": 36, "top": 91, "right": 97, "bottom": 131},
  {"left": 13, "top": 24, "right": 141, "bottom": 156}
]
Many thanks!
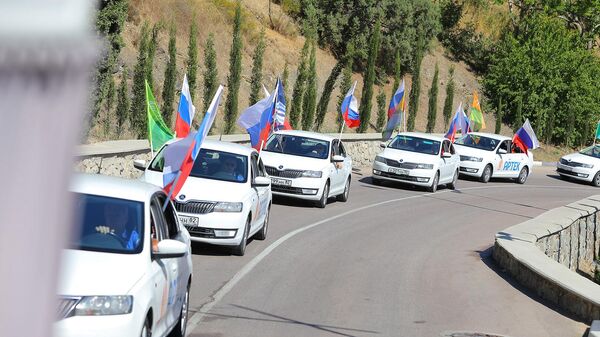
[
  {"left": 271, "top": 177, "right": 292, "bottom": 186},
  {"left": 389, "top": 167, "right": 409, "bottom": 176},
  {"left": 561, "top": 165, "right": 572, "bottom": 171},
  {"left": 178, "top": 215, "right": 199, "bottom": 226}
]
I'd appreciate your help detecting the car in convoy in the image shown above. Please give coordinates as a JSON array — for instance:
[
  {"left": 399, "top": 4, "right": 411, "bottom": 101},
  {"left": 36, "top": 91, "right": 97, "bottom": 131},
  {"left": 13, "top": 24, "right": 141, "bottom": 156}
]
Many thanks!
[
  {"left": 137, "top": 140, "right": 272, "bottom": 256},
  {"left": 55, "top": 174, "right": 192, "bottom": 337},
  {"left": 372, "top": 132, "right": 460, "bottom": 192},
  {"left": 557, "top": 145, "right": 600, "bottom": 186},
  {"left": 453, "top": 132, "right": 533, "bottom": 184},
  {"left": 259, "top": 130, "right": 352, "bottom": 208}
]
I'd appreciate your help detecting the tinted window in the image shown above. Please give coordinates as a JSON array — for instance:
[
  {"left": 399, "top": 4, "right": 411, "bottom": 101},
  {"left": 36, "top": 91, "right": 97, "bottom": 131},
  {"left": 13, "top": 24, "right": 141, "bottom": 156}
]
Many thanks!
[
  {"left": 264, "top": 134, "right": 330, "bottom": 159},
  {"left": 388, "top": 135, "right": 441, "bottom": 155},
  {"left": 580, "top": 145, "right": 600, "bottom": 158},
  {"left": 156, "top": 194, "right": 179, "bottom": 239},
  {"left": 455, "top": 134, "right": 499, "bottom": 151}
]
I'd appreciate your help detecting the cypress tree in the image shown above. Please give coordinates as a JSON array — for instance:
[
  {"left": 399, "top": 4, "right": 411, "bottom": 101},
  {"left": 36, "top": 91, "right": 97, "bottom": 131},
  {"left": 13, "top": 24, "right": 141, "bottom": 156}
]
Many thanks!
[
  {"left": 146, "top": 23, "right": 160, "bottom": 91},
  {"left": 442, "top": 66, "right": 455, "bottom": 128},
  {"left": 407, "top": 36, "right": 425, "bottom": 132},
  {"left": 187, "top": 19, "right": 199, "bottom": 101},
  {"left": 495, "top": 97, "right": 503, "bottom": 134},
  {"left": 393, "top": 50, "right": 402, "bottom": 91},
  {"left": 289, "top": 40, "right": 310, "bottom": 129},
  {"left": 426, "top": 63, "right": 439, "bottom": 133},
  {"left": 249, "top": 29, "right": 267, "bottom": 106},
  {"left": 162, "top": 24, "right": 177, "bottom": 126},
  {"left": 116, "top": 67, "right": 129, "bottom": 137},
  {"left": 302, "top": 43, "right": 318, "bottom": 130},
  {"left": 103, "top": 76, "right": 116, "bottom": 137},
  {"left": 376, "top": 88, "right": 386, "bottom": 132},
  {"left": 203, "top": 33, "right": 219, "bottom": 114},
  {"left": 337, "top": 43, "right": 354, "bottom": 125},
  {"left": 223, "top": 1, "right": 243, "bottom": 134},
  {"left": 130, "top": 22, "right": 150, "bottom": 138},
  {"left": 281, "top": 62, "right": 289, "bottom": 102},
  {"left": 314, "top": 61, "right": 342, "bottom": 131},
  {"left": 514, "top": 96, "right": 523, "bottom": 132},
  {"left": 358, "top": 19, "right": 381, "bottom": 133}
]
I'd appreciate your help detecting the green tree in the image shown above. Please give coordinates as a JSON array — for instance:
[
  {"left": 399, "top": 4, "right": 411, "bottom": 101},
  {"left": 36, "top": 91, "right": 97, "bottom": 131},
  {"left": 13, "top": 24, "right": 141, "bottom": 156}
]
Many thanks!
[
  {"left": 442, "top": 66, "right": 455, "bottom": 128},
  {"left": 281, "top": 62, "right": 289, "bottom": 102},
  {"left": 393, "top": 49, "right": 402, "bottom": 91},
  {"left": 513, "top": 96, "right": 522, "bottom": 133},
  {"left": 407, "top": 36, "right": 425, "bottom": 132},
  {"left": 289, "top": 40, "right": 310, "bottom": 129},
  {"left": 223, "top": 1, "right": 244, "bottom": 134},
  {"left": 203, "top": 33, "right": 219, "bottom": 114},
  {"left": 130, "top": 22, "right": 150, "bottom": 138},
  {"left": 495, "top": 96, "right": 503, "bottom": 134},
  {"left": 302, "top": 43, "right": 318, "bottom": 130},
  {"left": 358, "top": 19, "right": 382, "bottom": 133},
  {"left": 116, "top": 67, "right": 129, "bottom": 136},
  {"left": 146, "top": 23, "right": 161, "bottom": 91},
  {"left": 162, "top": 24, "right": 177, "bottom": 127},
  {"left": 249, "top": 29, "right": 267, "bottom": 106},
  {"left": 187, "top": 19, "right": 199, "bottom": 101},
  {"left": 103, "top": 76, "right": 116, "bottom": 137},
  {"left": 337, "top": 44, "right": 354, "bottom": 126},
  {"left": 376, "top": 89, "right": 387, "bottom": 131},
  {"left": 426, "top": 63, "right": 439, "bottom": 133},
  {"left": 314, "top": 61, "right": 343, "bottom": 131}
]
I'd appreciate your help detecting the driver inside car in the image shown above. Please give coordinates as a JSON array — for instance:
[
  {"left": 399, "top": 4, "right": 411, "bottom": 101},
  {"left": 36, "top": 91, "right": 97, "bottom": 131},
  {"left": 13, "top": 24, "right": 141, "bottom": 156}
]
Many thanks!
[{"left": 95, "top": 203, "right": 140, "bottom": 250}]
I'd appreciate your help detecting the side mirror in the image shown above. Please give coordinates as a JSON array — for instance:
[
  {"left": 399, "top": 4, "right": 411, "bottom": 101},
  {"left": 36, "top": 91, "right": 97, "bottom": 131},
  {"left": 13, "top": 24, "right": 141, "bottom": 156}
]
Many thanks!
[
  {"left": 498, "top": 148, "right": 508, "bottom": 155},
  {"left": 252, "top": 176, "right": 271, "bottom": 187},
  {"left": 442, "top": 152, "right": 452, "bottom": 158},
  {"left": 379, "top": 142, "right": 386, "bottom": 149},
  {"left": 332, "top": 155, "right": 345, "bottom": 163},
  {"left": 153, "top": 239, "right": 187, "bottom": 259},
  {"left": 133, "top": 159, "right": 147, "bottom": 171}
]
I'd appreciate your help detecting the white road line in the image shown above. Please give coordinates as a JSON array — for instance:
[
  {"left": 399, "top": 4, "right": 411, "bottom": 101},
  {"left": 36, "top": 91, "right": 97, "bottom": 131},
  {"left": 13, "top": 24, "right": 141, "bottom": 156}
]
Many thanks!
[{"left": 185, "top": 184, "right": 596, "bottom": 333}]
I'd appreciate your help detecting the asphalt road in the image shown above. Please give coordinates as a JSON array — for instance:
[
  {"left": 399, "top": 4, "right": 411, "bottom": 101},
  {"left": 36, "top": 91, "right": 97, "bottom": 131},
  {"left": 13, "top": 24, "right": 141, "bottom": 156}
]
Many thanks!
[{"left": 185, "top": 167, "right": 597, "bottom": 337}]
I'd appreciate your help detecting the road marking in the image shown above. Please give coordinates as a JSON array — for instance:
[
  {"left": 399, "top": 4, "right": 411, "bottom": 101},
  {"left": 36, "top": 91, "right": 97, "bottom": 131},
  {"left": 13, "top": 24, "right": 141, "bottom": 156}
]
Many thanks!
[{"left": 186, "top": 184, "right": 596, "bottom": 333}]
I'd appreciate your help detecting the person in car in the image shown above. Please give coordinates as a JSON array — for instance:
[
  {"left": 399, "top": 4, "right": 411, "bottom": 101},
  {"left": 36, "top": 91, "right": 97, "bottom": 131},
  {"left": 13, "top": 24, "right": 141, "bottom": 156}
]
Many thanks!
[
  {"left": 95, "top": 203, "right": 140, "bottom": 250},
  {"left": 215, "top": 155, "right": 244, "bottom": 181},
  {"left": 311, "top": 143, "right": 327, "bottom": 158}
]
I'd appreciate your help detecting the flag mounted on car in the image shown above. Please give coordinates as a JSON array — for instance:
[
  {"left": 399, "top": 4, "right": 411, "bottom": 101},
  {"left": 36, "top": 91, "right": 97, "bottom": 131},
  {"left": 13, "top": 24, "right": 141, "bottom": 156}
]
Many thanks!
[
  {"left": 513, "top": 118, "right": 539, "bottom": 153},
  {"left": 382, "top": 79, "right": 406, "bottom": 141},
  {"left": 146, "top": 79, "right": 174, "bottom": 152},
  {"left": 174, "top": 74, "right": 196, "bottom": 138},
  {"left": 341, "top": 81, "right": 360, "bottom": 128},
  {"left": 469, "top": 91, "right": 486, "bottom": 132},
  {"left": 444, "top": 102, "right": 470, "bottom": 142}
]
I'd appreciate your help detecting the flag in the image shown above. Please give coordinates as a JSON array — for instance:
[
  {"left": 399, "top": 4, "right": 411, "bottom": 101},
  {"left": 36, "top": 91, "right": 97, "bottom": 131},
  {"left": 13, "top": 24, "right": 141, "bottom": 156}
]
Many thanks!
[
  {"left": 595, "top": 121, "right": 600, "bottom": 140},
  {"left": 469, "top": 91, "right": 486, "bottom": 131},
  {"left": 146, "top": 80, "right": 174, "bottom": 152},
  {"left": 163, "top": 85, "right": 223, "bottom": 199},
  {"left": 382, "top": 79, "right": 406, "bottom": 141},
  {"left": 174, "top": 74, "right": 196, "bottom": 138},
  {"left": 273, "top": 79, "right": 291, "bottom": 131},
  {"left": 513, "top": 118, "right": 539, "bottom": 153},
  {"left": 444, "top": 102, "right": 470, "bottom": 142},
  {"left": 341, "top": 81, "right": 360, "bottom": 128}
]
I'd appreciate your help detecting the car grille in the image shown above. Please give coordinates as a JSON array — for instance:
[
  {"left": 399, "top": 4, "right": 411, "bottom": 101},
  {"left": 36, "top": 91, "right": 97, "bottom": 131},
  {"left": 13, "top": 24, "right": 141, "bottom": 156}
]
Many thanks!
[
  {"left": 378, "top": 171, "right": 421, "bottom": 182},
  {"left": 384, "top": 159, "right": 417, "bottom": 169},
  {"left": 175, "top": 201, "right": 216, "bottom": 214},
  {"left": 559, "top": 158, "right": 586, "bottom": 167},
  {"left": 557, "top": 167, "right": 576, "bottom": 175},
  {"left": 271, "top": 185, "right": 305, "bottom": 195},
  {"left": 265, "top": 166, "right": 304, "bottom": 178},
  {"left": 57, "top": 297, "right": 80, "bottom": 320},
  {"left": 186, "top": 226, "right": 215, "bottom": 238}
]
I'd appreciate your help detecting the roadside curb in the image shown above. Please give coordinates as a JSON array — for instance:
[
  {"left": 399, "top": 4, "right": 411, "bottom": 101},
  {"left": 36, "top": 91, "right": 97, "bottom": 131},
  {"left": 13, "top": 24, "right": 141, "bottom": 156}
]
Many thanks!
[{"left": 533, "top": 161, "right": 557, "bottom": 167}]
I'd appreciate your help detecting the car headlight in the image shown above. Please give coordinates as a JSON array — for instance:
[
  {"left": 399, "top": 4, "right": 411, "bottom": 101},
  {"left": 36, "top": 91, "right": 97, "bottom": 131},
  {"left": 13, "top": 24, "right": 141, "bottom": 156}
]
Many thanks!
[
  {"left": 581, "top": 163, "right": 594, "bottom": 169},
  {"left": 460, "top": 155, "right": 483, "bottom": 162},
  {"left": 74, "top": 296, "right": 133, "bottom": 316},
  {"left": 214, "top": 202, "right": 243, "bottom": 212},
  {"left": 415, "top": 163, "right": 434, "bottom": 169},
  {"left": 301, "top": 170, "right": 323, "bottom": 178},
  {"left": 374, "top": 155, "right": 386, "bottom": 163}
]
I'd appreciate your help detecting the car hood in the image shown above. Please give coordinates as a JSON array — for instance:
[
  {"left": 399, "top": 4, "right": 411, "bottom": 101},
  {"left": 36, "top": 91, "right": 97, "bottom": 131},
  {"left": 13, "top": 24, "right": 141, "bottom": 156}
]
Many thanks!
[
  {"left": 57, "top": 249, "right": 145, "bottom": 296},
  {"left": 562, "top": 152, "right": 598, "bottom": 166},
  {"left": 380, "top": 148, "right": 439, "bottom": 164},
  {"left": 261, "top": 151, "right": 329, "bottom": 171}
]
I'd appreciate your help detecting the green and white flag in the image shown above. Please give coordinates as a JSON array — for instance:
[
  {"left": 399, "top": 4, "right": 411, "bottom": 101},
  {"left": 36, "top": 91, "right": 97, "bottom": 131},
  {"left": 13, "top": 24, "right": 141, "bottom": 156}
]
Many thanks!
[{"left": 146, "top": 79, "right": 174, "bottom": 152}]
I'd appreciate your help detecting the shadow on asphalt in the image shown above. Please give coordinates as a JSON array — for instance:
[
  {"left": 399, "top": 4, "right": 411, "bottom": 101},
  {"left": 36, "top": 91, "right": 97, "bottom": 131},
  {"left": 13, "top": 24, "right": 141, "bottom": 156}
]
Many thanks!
[
  {"left": 272, "top": 195, "right": 343, "bottom": 209},
  {"left": 190, "top": 239, "right": 254, "bottom": 256},
  {"left": 190, "top": 303, "right": 380, "bottom": 337},
  {"left": 423, "top": 194, "right": 535, "bottom": 219},
  {"left": 476, "top": 246, "right": 589, "bottom": 326},
  {"left": 546, "top": 173, "right": 596, "bottom": 188},
  {"left": 357, "top": 176, "right": 454, "bottom": 193}
]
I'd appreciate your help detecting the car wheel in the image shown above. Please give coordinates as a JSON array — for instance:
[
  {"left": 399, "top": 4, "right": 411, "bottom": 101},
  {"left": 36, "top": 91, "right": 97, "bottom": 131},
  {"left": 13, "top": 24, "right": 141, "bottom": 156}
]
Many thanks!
[
  {"left": 141, "top": 316, "right": 151, "bottom": 337},
  {"left": 337, "top": 177, "right": 350, "bottom": 202},
  {"left": 255, "top": 205, "right": 269, "bottom": 240},
  {"left": 427, "top": 172, "right": 439, "bottom": 193},
  {"left": 448, "top": 169, "right": 458, "bottom": 190},
  {"left": 169, "top": 282, "right": 189, "bottom": 337},
  {"left": 480, "top": 164, "right": 492, "bottom": 183},
  {"left": 593, "top": 171, "right": 600, "bottom": 187},
  {"left": 516, "top": 166, "right": 529, "bottom": 184},
  {"left": 232, "top": 218, "right": 250, "bottom": 256},
  {"left": 316, "top": 181, "right": 330, "bottom": 208},
  {"left": 372, "top": 177, "right": 382, "bottom": 186}
]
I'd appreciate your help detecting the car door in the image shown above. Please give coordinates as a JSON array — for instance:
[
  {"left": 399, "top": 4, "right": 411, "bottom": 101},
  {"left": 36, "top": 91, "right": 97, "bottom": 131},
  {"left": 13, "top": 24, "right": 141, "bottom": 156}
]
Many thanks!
[
  {"left": 449, "top": 142, "right": 460, "bottom": 174},
  {"left": 508, "top": 140, "right": 529, "bottom": 177},
  {"left": 495, "top": 140, "right": 522, "bottom": 177},
  {"left": 329, "top": 140, "right": 345, "bottom": 194},
  {"left": 338, "top": 141, "right": 352, "bottom": 183},
  {"left": 250, "top": 154, "right": 269, "bottom": 232},
  {"left": 148, "top": 199, "right": 170, "bottom": 337},
  {"left": 440, "top": 140, "right": 453, "bottom": 181}
]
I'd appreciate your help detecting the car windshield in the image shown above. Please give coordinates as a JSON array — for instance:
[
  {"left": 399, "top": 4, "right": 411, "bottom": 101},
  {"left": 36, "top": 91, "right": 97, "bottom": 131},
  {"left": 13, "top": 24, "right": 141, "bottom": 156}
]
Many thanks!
[
  {"left": 149, "top": 146, "right": 248, "bottom": 183},
  {"left": 580, "top": 145, "right": 600, "bottom": 158},
  {"left": 72, "top": 193, "right": 144, "bottom": 254},
  {"left": 455, "top": 134, "right": 499, "bottom": 151},
  {"left": 388, "top": 135, "right": 441, "bottom": 155},
  {"left": 264, "top": 134, "right": 330, "bottom": 159}
]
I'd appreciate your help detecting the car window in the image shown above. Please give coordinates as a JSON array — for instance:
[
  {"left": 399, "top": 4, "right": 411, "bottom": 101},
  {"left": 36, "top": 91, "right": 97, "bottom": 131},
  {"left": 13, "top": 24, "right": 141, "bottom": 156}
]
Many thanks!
[
  {"left": 250, "top": 155, "right": 259, "bottom": 180},
  {"left": 156, "top": 193, "right": 179, "bottom": 239},
  {"left": 455, "top": 134, "right": 498, "bottom": 151},
  {"left": 339, "top": 141, "right": 347, "bottom": 157},
  {"left": 499, "top": 140, "right": 509, "bottom": 153},
  {"left": 580, "top": 145, "right": 600, "bottom": 158},
  {"left": 450, "top": 143, "right": 456, "bottom": 155},
  {"left": 442, "top": 140, "right": 451, "bottom": 155},
  {"left": 258, "top": 158, "right": 267, "bottom": 177},
  {"left": 388, "top": 135, "right": 441, "bottom": 155},
  {"left": 150, "top": 198, "right": 169, "bottom": 241},
  {"left": 264, "top": 134, "right": 330, "bottom": 159},
  {"left": 190, "top": 149, "right": 248, "bottom": 183},
  {"left": 148, "top": 146, "right": 166, "bottom": 172},
  {"left": 332, "top": 140, "right": 340, "bottom": 157}
]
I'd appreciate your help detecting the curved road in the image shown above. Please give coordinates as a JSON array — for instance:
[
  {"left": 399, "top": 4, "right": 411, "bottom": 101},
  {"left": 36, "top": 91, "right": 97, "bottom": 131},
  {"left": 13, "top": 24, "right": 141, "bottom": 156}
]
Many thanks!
[{"left": 186, "top": 167, "right": 595, "bottom": 337}]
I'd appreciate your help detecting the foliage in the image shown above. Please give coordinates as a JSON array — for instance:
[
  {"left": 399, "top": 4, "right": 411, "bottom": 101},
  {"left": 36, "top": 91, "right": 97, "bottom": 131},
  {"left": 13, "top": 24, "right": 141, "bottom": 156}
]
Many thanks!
[
  {"left": 203, "top": 33, "right": 219, "bottom": 117},
  {"left": 281, "top": 62, "right": 289, "bottom": 102},
  {"left": 249, "top": 29, "right": 267, "bottom": 106},
  {"left": 162, "top": 24, "right": 177, "bottom": 127},
  {"left": 495, "top": 96, "right": 502, "bottom": 134},
  {"left": 358, "top": 19, "right": 382, "bottom": 133},
  {"left": 187, "top": 19, "right": 199, "bottom": 101},
  {"left": 392, "top": 50, "right": 402, "bottom": 92},
  {"left": 289, "top": 39, "right": 310, "bottom": 129},
  {"left": 315, "top": 61, "right": 343, "bottom": 131},
  {"left": 407, "top": 36, "right": 425, "bottom": 131},
  {"left": 442, "top": 66, "right": 455, "bottom": 128},
  {"left": 337, "top": 44, "right": 354, "bottom": 126},
  {"left": 426, "top": 63, "right": 439, "bottom": 132},
  {"left": 224, "top": 1, "right": 244, "bottom": 134},
  {"left": 116, "top": 67, "right": 129, "bottom": 136},
  {"left": 302, "top": 43, "right": 318, "bottom": 130},
  {"left": 146, "top": 23, "right": 160, "bottom": 92},
  {"left": 130, "top": 22, "right": 150, "bottom": 138},
  {"left": 376, "top": 89, "right": 387, "bottom": 132}
]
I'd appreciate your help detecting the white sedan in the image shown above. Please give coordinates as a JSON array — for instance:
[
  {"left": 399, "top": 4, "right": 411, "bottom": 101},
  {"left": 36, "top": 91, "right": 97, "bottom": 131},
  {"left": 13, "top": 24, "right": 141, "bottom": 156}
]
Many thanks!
[
  {"left": 372, "top": 132, "right": 460, "bottom": 192},
  {"left": 557, "top": 145, "right": 600, "bottom": 186},
  {"left": 55, "top": 174, "right": 193, "bottom": 337},
  {"left": 454, "top": 132, "right": 533, "bottom": 184},
  {"left": 138, "top": 140, "right": 272, "bottom": 256},
  {"left": 260, "top": 130, "right": 352, "bottom": 208}
]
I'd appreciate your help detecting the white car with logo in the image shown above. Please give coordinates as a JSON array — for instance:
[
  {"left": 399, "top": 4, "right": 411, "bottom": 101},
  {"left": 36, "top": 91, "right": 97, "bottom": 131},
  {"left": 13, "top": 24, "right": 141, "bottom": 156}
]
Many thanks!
[
  {"left": 137, "top": 140, "right": 272, "bottom": 256},
  {"left": 55, "top": 174, "right": 192, "bottom": 337},
  {"left": 454, "top": 132, "right": 533, "bottom": 184},
  {"left": 372, "top": 132, "right": 460, "bottom": 192},
  {"left": 557, "top": 145, "right": 600, "bottom": 186},
  {"left": 260, "top": 130, "right": 352, "bottom": 208}
]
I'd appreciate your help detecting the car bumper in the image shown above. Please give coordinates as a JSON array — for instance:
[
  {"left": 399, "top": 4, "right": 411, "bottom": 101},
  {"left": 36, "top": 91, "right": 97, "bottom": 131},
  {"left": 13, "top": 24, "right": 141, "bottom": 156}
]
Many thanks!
[
  {"left": 458, "top": 161, "right": 486, "bottom": 177},
  {"left": 54, "top": 313, "right": 141, "bottom": 337},
  {"left": 270, "top": 176, "right": 325, "bottom": 201},
  {"left": 372, "top": 161, "right": 434, "bottom": 187},
  {"left": 179, "top": 211, "right": 247, "bottom": 246},
  {"left": 556, "top": 163, "right": 594, "bottom": 182}
]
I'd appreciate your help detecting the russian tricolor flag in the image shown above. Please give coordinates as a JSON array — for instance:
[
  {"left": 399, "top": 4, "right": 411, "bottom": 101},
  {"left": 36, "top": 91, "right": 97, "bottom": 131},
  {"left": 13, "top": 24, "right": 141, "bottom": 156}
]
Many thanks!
[
  {"left": 513, "top": 118, "right": 539, "bottom": 153},
  {"left": 445, "top": 102, "right": 470, "bottom": 142},
  {"left": 174, "top": 74, "right": 196, "bottom": 138},
  {"left": 382, "top": 79, "right": 406, "bottom": 141},
  {"left": 341, "top": 81, "right": 360, "bottom": 128}
]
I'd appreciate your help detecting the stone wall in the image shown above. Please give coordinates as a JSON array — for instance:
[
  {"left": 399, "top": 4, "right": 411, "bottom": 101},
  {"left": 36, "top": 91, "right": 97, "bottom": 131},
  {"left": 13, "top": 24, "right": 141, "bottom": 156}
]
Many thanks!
[{"left": 75, "top": 152, "right": 151, "bottom": 179}]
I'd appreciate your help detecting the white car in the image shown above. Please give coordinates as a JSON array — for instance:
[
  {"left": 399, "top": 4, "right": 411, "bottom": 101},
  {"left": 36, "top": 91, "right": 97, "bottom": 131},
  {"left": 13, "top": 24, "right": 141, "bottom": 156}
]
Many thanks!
[
  {"left": 138, "top": 140, "right": 272, "bottom": 256},
  {"left": 372, "top": 132, "right": 460, "bottom": 192},
  {"left": 260, "top": 130, "right": 352, "bottom": 208},
  {"left": 557, "top": 145, "right": 600, "bottom": 186},
  {"left": 55, "top": 174, "right": 193, "bottom": 337},
  {"left": 454, "top": 132, "right": 533, "bottom": 184}
]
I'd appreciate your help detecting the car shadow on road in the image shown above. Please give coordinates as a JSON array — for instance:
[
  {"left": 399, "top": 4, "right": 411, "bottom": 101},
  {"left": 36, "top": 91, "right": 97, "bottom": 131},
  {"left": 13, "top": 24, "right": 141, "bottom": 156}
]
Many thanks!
[
  {"left": 546, "top": 173, "right": 595, "bottom": 188},
  {"left": 476, "top": 246, "right": 589, "bottom": 328},
  {"left": 358, "top": 176, "right": 450, "bottom": 193},
  {"left": 190, "top": 241, "right": 242, "bottom": 256},
  {"left": 272, "top": 195, "right": 343, "bottom": 209}
]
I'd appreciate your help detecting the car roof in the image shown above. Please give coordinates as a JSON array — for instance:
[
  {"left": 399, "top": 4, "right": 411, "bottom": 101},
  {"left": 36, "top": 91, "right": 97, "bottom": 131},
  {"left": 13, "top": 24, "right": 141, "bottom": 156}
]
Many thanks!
[
  {"left": 70, "top": 173, "right": 161, "bottom": 202},
  {"left": 464, "top": 132, "right": 511, "bottom": 142},
  {"left": 396, "top": 132, "right": 446, "bottom": 142},
  {"left": 163, "top": 138, "right": 256, "bottom": 157},
  {"left": 274, "top": 129, "right": 335, "bottom": 142}
]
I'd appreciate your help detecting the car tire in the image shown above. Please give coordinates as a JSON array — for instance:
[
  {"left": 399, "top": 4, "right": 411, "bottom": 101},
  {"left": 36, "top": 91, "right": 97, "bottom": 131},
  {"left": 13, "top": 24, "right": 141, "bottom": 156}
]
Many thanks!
[
  {"left": 480, "top": 164, "right": 492, "bottom": 183},
  {"left": 255, "top": 205, "right": 269, "bottom": 240},
  {"left": 168, "top": 282, "right": 189, "bottom": 337},
  {"left": 372, "top": 177, "right": 382, "bottom": 186},
  {"left": 448, "top": 169, "right": 458, "bottom": 190},
  {"left": 337, "top": 177, "right": 350, "bottom": 202},
  {"left": 232, "top": 218, "right": 250, "bottom": 256},
  {"left": 516, "top": 166, "right": 529, "bottom": 184},
  {"left": 316, "top": 181, "right": 330, "bottom": 208},
  {"left": 141, "top": 315, "right": 151, "bottom": 337},
  {"left": 592, "top": 171, "right": 600, "bottom": 187},
  {"left": 428, "top": 172, "right": 439, "bottom": 193}
]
